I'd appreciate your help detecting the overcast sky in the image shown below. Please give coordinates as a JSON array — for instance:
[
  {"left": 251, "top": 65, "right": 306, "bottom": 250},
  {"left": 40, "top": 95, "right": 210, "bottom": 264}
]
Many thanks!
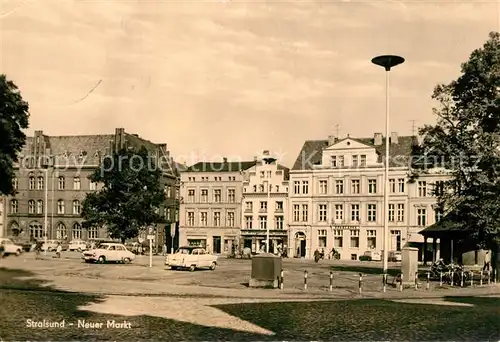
[{"left": 1, "top": 0, "right": 499, "bottom": 167}]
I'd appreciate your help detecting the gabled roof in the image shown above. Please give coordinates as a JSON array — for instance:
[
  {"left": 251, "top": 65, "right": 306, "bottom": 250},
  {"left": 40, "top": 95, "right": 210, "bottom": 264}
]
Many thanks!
[
  {"left": 326, "top": 137, "right": 375, "bottom": 149},
  {"left": 292, "top": 135, "right": 417, "bottom": 170},
  {"left": 185, "top": 161, "right": 258, "bottom": 173}
]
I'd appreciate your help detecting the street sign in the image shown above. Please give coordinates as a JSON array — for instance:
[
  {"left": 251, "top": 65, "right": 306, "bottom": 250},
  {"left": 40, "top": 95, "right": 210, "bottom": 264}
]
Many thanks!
[{"left": 147, "top": 234, "right": 155, "bottom": 240}]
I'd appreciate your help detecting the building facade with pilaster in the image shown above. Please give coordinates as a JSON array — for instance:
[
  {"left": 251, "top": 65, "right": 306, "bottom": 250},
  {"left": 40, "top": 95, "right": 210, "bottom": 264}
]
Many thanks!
[{"left": 289, "top": 132, "right": 448, "bottom": 261}]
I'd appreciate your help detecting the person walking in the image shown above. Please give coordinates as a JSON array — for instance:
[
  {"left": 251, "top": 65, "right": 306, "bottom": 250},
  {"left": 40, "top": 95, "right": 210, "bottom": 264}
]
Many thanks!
[
  {"left": 484, "top": 250, "right": 491, "bottom": 272},
  {"left": 55, "top": 242, "right": 62, "bottom": 259}
]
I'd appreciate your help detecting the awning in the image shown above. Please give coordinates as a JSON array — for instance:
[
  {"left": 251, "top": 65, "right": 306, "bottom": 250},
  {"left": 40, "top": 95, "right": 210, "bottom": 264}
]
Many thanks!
[{"left": 419, "top": 213, "right": 470, "bottom": 238}]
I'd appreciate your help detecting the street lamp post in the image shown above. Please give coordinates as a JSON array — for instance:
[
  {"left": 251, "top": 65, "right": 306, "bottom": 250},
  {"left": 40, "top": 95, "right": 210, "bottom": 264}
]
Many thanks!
[
  {"left": 44, "top": 168, "right": 48, "bottom": 256},
  {"left": 371, "top": 55, "right": 405, "bottom": 275}
]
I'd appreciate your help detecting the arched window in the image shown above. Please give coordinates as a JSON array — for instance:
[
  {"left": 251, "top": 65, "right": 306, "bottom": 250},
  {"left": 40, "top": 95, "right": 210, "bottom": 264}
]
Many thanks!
[
  {"left": 56, "top": 222, "right": 67, "bottom": 240},
  {"left": 10, "top": 200, "right": 18, "bottom": 213},
  {"left": 37, "top": 176, "right": 44, "bottom": 190},
  {"left": 72, "top": 200, "right": 81, "bottom": 215},
  {"left": 57, "top": 200, "right": 65, "bottom": 214},
  {"left": 73, "top": 177, "right": 81, "bottom": 190},
  {"left": 37, "top": 200, "right": 43, "bottom": 214},
  {"left": 58, "top": 176, "right": 65, "bottom": 190},
  {"left": 28, "top": 176, "right": 35, "bottom": 190},
  {"left": 29, "top": 222, "right": 43, "bottom": 239},
  {"left": 72, "top": 222, "right": 82, "bottom": 240},
  {"left": 88, "top": 226, "right": 98, "bottom": 239},
  {"left": 28, "top": 200, "right": 36, "bottom": 214},
  {"left": 10, "top": 221, "right": 20, "bottom": 236}
]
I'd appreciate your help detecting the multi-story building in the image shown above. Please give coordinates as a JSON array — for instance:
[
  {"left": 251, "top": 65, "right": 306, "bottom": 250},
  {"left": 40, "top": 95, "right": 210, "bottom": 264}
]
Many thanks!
[
  {"left": 2, "top": 128, "right": 180, "bottom": 251},
  {"left": 179, "top": 158, "right": 258, "bottom": 254},
  {"left": 289, "top": 132, "right": 448, "bottom": 260},
  {"left": 0, "top": 196, "right": 4, "bottom": 237},
  {"left": 240, "top": 151, "right": 289, "bottom": 253}
]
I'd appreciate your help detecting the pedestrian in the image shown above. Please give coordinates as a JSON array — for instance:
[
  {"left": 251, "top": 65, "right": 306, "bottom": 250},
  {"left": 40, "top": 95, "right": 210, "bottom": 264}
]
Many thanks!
[
  {"left": 314, "top": 249, "right": 320, "bottom": 263},
  {"left": 55, "top": 242, "right": 62, "bottom": 259},
  {"left": 34, "top": 240, "right": 43, "bottom": 259},
  {"left": 484, "top": 250, "right": 491, "bottom": 272}
]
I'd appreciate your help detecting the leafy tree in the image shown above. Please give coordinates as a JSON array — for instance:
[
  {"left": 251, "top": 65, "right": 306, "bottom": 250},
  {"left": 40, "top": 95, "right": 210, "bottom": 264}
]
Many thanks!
[
  {"left": 411, "top": 32, "right": 500, "bottom": 278},
  {"left": 0, "top": 75, "right": 29, "bottom": 195},
  {"left": 82, "top": 146, "right": 166, "bottom": 243}
]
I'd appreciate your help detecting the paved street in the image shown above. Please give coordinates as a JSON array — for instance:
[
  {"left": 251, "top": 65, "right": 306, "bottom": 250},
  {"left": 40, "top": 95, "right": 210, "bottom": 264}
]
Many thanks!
[{"left": 1, "top": 252, "right": 500, "bottom": 340}]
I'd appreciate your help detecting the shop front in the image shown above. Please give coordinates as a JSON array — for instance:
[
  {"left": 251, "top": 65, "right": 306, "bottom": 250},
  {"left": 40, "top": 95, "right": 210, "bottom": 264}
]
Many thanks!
[{"left": 240, "top": 229, "right": 288, "bottom": 255}]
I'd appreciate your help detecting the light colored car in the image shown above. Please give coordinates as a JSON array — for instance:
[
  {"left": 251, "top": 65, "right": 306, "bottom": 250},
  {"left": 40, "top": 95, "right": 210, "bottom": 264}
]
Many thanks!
[
  {"left": 68, "top": 240, "right": 88, "bottom": 252},
  {"left": 359, "top": 250, "right": 382, "bottom": 261},
  {"left": 41, "top": 240, "right": 60, "bottom": 252},
  {"left": 388, "top": 251, "right": 402, "bottom": 262},
  {"left": 0, "top": 238, "right": 23, "bottom": 256},
  {"left": 82, "top": 243, "right": 135, "bottom": 264},
  {"left": 165, "top": 246, "right": 218, "bottom": 271}
]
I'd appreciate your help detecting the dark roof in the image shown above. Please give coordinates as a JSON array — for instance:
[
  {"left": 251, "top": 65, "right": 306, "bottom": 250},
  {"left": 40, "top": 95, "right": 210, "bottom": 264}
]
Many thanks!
[
  {"left": 185, "top": 161, "right": 258, "bottom": 173},
  {"left": 419, "top": 213, "right": 470, "bottom": 237},
  {"left": 277, "top": 164, "right": 290, "bottom": 180},
  {"left": 292, "top": 135, "right": 417, "bottom": 170}
]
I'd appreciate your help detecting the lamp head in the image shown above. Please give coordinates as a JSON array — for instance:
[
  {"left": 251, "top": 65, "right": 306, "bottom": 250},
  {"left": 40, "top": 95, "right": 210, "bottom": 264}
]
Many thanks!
[{"left": 371, "top": 55, "right": 405, "bottom": 71}]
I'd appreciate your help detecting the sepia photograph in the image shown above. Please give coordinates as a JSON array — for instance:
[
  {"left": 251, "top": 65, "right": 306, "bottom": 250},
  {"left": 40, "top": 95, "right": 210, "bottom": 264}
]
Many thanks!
[{"left": 1, "top": 0, "right": 500, "bottom": 340}]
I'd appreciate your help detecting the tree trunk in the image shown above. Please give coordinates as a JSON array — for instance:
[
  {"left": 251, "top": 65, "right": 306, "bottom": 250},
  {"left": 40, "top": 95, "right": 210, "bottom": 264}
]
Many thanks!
[
  {"left": 121, "top": 237, "right": 126, "bottom": 244},
  {"left": 493, "top": 243, "right": 500, "bottom": 283}
]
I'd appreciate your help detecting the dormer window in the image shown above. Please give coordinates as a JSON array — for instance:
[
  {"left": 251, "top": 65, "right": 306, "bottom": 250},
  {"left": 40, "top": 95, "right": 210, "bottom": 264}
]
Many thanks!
[
  {"left": 331, "top": 156, "right": 337, "bottom": 167},
  {"left": 338, "top": 156, "right": 345, "bottom": 167},
  {"left": 360, "top": 155, "right": 367, "bottom": 167},
  {"left": 352, "top": 155, "right": 359, "bottom": 167},
  {"left": 79, "top": 151, "right": 87, "bottom": 158}
]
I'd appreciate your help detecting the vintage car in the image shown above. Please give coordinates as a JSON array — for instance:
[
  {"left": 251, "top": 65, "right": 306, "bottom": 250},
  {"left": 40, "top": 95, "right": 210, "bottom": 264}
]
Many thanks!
[
  {"left": 359, "top": 250, "right": 382, "bottom": 262},
  {"left": 165, "top": 246, "right": 218, "bottom": 271},
  {"left": 0, "top": 238, "right": 23, "bottom": 256},
  {"left": 41, "top": 240, "right": 60, "bottom": 252},
  {"left": 68, "top": 240, "right": 88, "bottom": 252},
  {"left": 82, "top": 243, "right": 136, "bottom": 264},
  {"left": 388, "top": 250, "right": 402, "bottom": 262}
]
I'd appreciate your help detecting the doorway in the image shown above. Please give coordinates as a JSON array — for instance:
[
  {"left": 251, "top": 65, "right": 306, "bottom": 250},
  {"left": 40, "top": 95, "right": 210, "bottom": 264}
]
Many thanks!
[
  {"left": 212, "top": 236, "right": 221, "bottom": 254},
  {"left": 294, "top": 232, "right": 306, "bottom": 258}
]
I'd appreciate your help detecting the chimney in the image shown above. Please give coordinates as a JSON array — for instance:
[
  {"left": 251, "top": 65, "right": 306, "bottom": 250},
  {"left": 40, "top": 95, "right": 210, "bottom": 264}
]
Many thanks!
[
  {"left": 390, "top": 132, "right": 398, "bottom": 144},
  {"left": 328, "top": 135, "right": 337, "bottom": 146},
  {"left": 223, "top": 157, "right": 228, "bottom": 163},
  {"left": 374, "top": 133, "right": 383, "bottom": 146}
]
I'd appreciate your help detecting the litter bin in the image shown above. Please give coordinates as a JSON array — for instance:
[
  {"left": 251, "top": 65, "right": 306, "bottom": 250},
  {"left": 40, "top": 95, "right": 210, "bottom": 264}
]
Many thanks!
[{"left": 249, "top": 253, "right": 282, "bottom": 288}]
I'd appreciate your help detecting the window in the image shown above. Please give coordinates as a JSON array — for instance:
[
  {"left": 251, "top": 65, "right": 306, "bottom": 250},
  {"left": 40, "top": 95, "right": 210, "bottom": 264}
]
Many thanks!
[
  {"left": 351, "top": 180, "right": 360, "bottom": 194},
  {"left": 388, "top": 204, "right": 395, "bottom": 222},
  {"left": 37, "top": 200, "right": 43, "bottom": 214},
  {"left": 10, "top": 200, "right": 18, "bottom": 213},
  {"left": 352, "top": 155, "right": 359, "bottom": 167},
  {"left": 259, "top": 184, "right": 264, "bottom": 192},
  {"left": 245, "top": 216, "right": 253, "bottom": 229},
  {"left": 319, "top": 180, "right": 328, "bottom": 194},
  {"left": 350, "top": 230, "right": 359, "bottom": 248},
  {"left": 201, "top": 189, "right": 208, "bottom": 202},
  {"left": 58, "top": 176, "right": 65, "bottom": 190},
  {"left": 398, "top": 178, "right": 405, "bottom": 192},
  {"left": 226, "top": 211, "right": 234, "bottom": 226},
  {"left": 338, "top": 156, "right": 345, "bottom": 167},
  {"left": 275, "top": 201, "right": 283, "bottom": 212},
  {"left": 351, "top": 204, "right": 360, "bottom": 222},
  {"left": 335, "top": 204, "right": 343, "bottom": 221},
  {"left": 331, "top": 156, "right": 337, "bottom": 167},
  {"left": 367, "top": 204, "right": 377, "bottom": 222},
  {"left": 245, "top": 201, "right": 253, "bottom": 212},
  {"left": 214, "top": 189, "right": 221, "bottom": 203},
  {"left": 390, "top": 230, "right": 401, "bottom": 251},
  {"left": 397, "top": 204, "right": 405, "bottom": 222},
  {"left": 28, "top": 200, "right": 36, "bottom": 214},
  {"left": 435, "top": 206, "right": 444, "bottom": 222},
  {"left": 29, "top": 176, "right": 35, "bottom": 190},
  {"left": 166, "top": 186, "right": 172, "bottom": 197},
  {"left": 260, "top": 171, "right": 265, "bottom": 178},
  {"left": 417, "top": 208, "right": 427, "bottom": 226},
  {"left": 73, "top": 177, "right": 81, "bottom": 190},
  {"left": 90, "top": 181, "right": 97, "bottom": 191},
  {"left": 29, "top": 223, "right": 43, "bottom": 239},
  {"left": 200, "top": 212, "right": 208, "bottom": 226},
  {"left": 187, "top": 189, "right": 195, "bottom": 203},
  {"left": 88, "top": 226, "right": 98, "bottom": 239},
  {"left": 318, "top": 229, "right": 327, "bottom": 247},
  {"left": 57, "top": 200, "right": 65, "bottom": 214},
  {"left": 72, "top": 223, "right": 82, "bottom": 240},
  {"left": 56, "top": 223, "right": 67, "bottom": 240},
  {"left": 389, "top": 179, "right": 396, "bottom": 193},
  {"left": 267, "top": 171, "right": 272, "bottom": 178},
  {"left": 73, "top": 200, "right": 81, "bottom": 215},
  {"left": 228, "top": 189, "right": 235, "bottom": 203},
  {"left": 333, "top": 229, "right": 343, "bottom": 247},
  {"left": 302, "top": 181, "right": 309, "bottom": 194},
  {"left": 302, "top": 204, "right": 308, "bottom": 221},
  {"left": 434, "top": 181, "right": 445, "bottom": 196},
  {"left": 259, "top": 216, "right": 267, "bottom": 229},
  {"left": 367, "top": 230, "right": 376, "bottom": 249},
  {"left": 213, "top": 212, "right": 221, "bottom": 226},
  {"left": 260, "top": 201, "right": 267, "bottom": 211},
  {"left": 360, "top": 155, "right": 366, "bottom": 167},
  {"left": 187, "top": 212, "right": 195, "bottom": 226},
  {"left": 13, "top": 177, "right": 18, "bottom": 190},
  {"left": 368, "top": 179, "right": 377, "bottom": 194},
  {"left": 275, "top": 185, "right": 280, "bottom": 192},
  {"left": 37, "top": 176, "right": 44, "bottom": 190},
  {"left": 418, "top": 181, "right": 427, "bottom": 197},
  {"left": 293, "top": 181, "right": 300, "bottom": 194},
  {"left": 335, "top": 180, "right": 344, "bottom": 194},
  {"left": 293, "top": 204, "right": 300, "bottom": 222},
  {"left": 318, "top": 204, "right": 327, "bottom": 222},
  {"left": 275, "top": 216, "right": 284, "bottom": 229}
]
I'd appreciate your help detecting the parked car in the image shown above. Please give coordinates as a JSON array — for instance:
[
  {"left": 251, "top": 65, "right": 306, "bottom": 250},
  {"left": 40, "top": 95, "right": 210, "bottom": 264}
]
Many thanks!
[
  {"left": 8, "top": 237, "right": 32, "bottom": 252},
  {"left": 82, "top": 243, "right": 136, "bottom": 264},
  {"left": 359, "top": 250, "right": 382, "bottom": 261},
  {"left": 41, "top": 240, "right": 60, "bottom": 252},
  {"left": 0, "top": 238, "right": 23, "bottom": 256},
  {"left": 68, "top": 240, "right": 87, "bottom": 252},
  {"left": 165, "top": 246, "right": 218, "bottom": 271},
  {"left": 388, "top": 251, "right": 402, "bottom": 262}
]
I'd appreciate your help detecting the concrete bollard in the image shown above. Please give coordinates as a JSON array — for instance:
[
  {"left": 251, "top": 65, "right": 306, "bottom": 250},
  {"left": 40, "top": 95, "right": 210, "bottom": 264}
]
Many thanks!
[
  {"left": 415, "top": 272, "right": 419, "bottom": 290},
  {"left": 358, "top": 273, "right": 363, "bottom": 294},
  {"left": 304, "top": 270, "right": 308, "bottom": 290},
  {"left": 440, "top": 272, "right": 443, "bottom": 287},
  {"left": 280, "top": 269, "right": 284, "bottom": 290},
  {"left": 426, "top": 272, "right": 430, "bottom": 290},
  {"left": 460, "top": 271, "right": 464, "bottom": 287},
  {"left": 480, "top": 270, "right": 483, "bottom": 286},
  {"left": 470, "top": 271, "right": 473, "bottom": 287},
  {"left": 383, "top": 274, "right": 387, "bottom": 293},
  {"left": 399, "top": 273, "right": 403, "bottom": 292},
  {"left": 329, "top": 271, "right": 333, "bottom": 292},
  {"left": 488, "top": 270, "right": 491, "bottom": 285}
]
